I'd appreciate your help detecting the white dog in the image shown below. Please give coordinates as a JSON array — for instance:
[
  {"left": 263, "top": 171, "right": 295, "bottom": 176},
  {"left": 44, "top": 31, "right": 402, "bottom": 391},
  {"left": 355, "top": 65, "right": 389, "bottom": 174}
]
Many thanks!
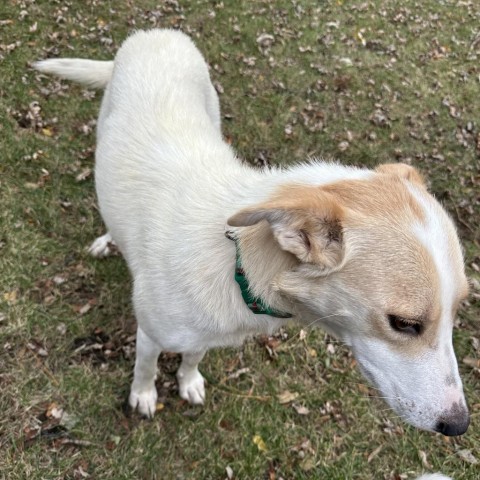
[{"left": 34, "top": 28, "right": 469, "bottom": 451}]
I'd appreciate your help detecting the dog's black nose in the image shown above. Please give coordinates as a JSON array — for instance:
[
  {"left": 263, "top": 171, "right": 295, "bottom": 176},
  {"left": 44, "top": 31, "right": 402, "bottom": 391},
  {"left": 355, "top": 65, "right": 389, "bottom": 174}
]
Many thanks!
[{"left": 435, "top": 404, "right": 470, "bottom": 436}]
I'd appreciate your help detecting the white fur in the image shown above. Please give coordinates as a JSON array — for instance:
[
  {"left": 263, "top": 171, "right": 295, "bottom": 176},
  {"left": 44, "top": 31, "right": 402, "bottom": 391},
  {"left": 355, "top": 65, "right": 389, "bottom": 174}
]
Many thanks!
[
  {"left": 34, "top": 58, "right": 113, "bottom": 89},
  {"left": 87, "top": 232, "right": 115, "bottom": 257},
  {"left": 34, "top": 28, "right": 468, "bottom": 453}
]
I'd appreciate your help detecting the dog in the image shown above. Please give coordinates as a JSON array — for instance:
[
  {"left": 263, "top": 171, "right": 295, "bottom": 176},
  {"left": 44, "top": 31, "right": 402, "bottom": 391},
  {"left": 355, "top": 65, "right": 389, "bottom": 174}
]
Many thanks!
[{"left": 34, "top": 29, "right": 469, "bottom": 443}]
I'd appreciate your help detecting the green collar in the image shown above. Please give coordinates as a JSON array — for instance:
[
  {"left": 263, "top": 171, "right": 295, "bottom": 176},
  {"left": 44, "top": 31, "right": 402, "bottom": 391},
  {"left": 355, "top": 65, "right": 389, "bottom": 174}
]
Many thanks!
[{"left": 226, "top": 231, "right": 292, "bottom": 319}]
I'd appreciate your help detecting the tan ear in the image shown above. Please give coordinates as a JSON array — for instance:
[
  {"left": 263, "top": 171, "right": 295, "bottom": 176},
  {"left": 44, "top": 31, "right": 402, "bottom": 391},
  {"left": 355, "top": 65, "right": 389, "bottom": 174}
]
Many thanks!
[
  {"left": 227, "top": 187, "right": 345, "bottom": 271},
  {"left": 376, "top": 163, "right": 424, "bottom": 186}
]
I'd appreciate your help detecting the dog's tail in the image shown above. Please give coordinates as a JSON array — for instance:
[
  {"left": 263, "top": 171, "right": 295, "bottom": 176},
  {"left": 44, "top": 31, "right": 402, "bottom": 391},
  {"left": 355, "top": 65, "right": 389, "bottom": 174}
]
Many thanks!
[{"left": 33, "top": 59, "right": 113, "bottom": 89}]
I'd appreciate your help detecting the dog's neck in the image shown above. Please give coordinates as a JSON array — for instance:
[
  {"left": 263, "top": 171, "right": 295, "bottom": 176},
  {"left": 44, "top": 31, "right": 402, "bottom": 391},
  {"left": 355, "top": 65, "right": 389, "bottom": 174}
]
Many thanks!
[{"left": 234, "top": 222, "right": 298, "bottom": 318}]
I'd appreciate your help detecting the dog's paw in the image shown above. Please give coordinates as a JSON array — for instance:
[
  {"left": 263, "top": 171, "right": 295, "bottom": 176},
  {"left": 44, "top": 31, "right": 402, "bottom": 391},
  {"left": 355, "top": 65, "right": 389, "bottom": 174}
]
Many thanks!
[
  {"left": 177, "top": 369, "right": 205, "bottom": 405},
  {"left": 128, "top": 385, "right": 158, "bottom": 418},
  {"left": 88, "top": 233, "right": 116, "bottom": 258}
]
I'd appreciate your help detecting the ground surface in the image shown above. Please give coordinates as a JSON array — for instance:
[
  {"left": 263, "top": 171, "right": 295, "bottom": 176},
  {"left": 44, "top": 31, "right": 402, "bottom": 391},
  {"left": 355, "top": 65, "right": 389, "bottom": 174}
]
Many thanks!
[{"left": 1, "top": 1, "right": 479, "bottom": 479}]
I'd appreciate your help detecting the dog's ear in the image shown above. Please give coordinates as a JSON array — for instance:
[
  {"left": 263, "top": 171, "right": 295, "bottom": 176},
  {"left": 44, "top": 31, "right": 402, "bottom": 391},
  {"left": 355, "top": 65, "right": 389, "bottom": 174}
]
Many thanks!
[
  {"left": 376, "top": 163, "right": 424, "bottom": 186},
  {"left": 227, "top": 189, "right": 345, "bottom": 272}
]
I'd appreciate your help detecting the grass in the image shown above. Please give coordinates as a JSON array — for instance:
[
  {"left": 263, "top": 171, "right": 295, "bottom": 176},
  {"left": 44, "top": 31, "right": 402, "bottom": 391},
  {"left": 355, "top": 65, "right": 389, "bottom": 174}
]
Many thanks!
[{"left": 1, "top": 0, "right": 479, "bottom": 479}]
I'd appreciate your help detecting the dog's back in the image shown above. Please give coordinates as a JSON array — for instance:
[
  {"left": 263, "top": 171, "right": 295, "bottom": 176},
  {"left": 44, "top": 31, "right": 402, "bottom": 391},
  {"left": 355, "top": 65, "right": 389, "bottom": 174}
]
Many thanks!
[
  {"left": 92, "top": 31, "right": 223, "bottom": 263},
  {"left": 99, "top": 30, "right": 221, "bottom": 135}
]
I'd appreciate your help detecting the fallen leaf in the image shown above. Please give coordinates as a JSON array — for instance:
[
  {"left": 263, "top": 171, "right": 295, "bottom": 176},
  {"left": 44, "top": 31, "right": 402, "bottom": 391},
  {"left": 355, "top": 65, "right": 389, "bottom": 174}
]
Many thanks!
[
  {"left": 284, "top": 124, "right": 294, "bottom": 137},
  {"left": 463, "top": 357, "right": 480, "bottom": 368},
  {"left": 326, "top": 343, "right": 336, "bottom": 355},
  {"left": 46, "top": 402, "right": 63, "bottom": 419},
  {"left": 256, "top": 33, "right": 274, "bottom": 48},
  {"left": 75, "top": 168, "right": 92, "bottom": 182},
  {"left": 367, "top": 445, "right": 383, "bottom": 463},
  {"left": 299, "top": 457, "right": 315, "bottom": 471},
  {"left": 60, "top": 411, "right": 79, "bottom": 429},
  {"left": 253, "top": 434, "right": 267, "bottom": 452},
  {"left": 27, "top": 340, "right": 48, "bottom": 357},
  {"left": 293, "top": 403, "right": 310, "bottom": 415},
  {"left": 457, "top": 449, "right": 478, "bottom": 464},
  {"left": 227, "top": 367, "right": 250, "bottom": 380},
  {"left": 53, "top": 275, "right": 66, "bottom": 285},
  {"left": 73, "top": 464, "right": 90, "bottom": 479},
  {"left": 24, "top": 425, "right": 41, "bottom": 442},
  {"left": 277, "top": 390, "right": 299, "bottom": 404},
  {"left": 339, "top": 57, "right": 353, "bottom": 66},
  {"left": 418, "top": 450, "right": 432, "bottom": 469},
  {"left": 78, "top": 303, "right": 91, "bottom": 315},
  {"left": 3, "top": 290, "right": 18, "bottom": 304}
]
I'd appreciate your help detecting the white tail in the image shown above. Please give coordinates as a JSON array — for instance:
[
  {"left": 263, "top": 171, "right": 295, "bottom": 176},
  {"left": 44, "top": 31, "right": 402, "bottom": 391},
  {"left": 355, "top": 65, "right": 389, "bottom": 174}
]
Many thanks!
[{"left": 33, "top": 58, "right": 113, "bottom": 89}]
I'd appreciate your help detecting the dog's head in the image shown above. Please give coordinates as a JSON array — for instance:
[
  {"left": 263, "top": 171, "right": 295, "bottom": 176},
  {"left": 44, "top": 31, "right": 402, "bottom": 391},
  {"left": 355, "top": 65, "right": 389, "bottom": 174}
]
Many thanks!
[{"left": 228, "top": 163, "right": 469, "bottom": 435}]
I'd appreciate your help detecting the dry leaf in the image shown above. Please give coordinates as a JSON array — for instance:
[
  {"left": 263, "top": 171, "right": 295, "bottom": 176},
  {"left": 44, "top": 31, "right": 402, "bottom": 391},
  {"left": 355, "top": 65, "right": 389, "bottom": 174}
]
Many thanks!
[
  {"left": 46, "top": 402, "right": 63, "bottom": 419},
  {"left": 418, "top": 450, "right": 432, "bottom": 469},
  {"left": 253, "top": 434, "right": 267, "bottom": 452},
  {"left": 299, "top": 457, "right": 315, "bottom": 471},
  {"left": 3, "top": 290, "right": 18, "bottom": 304},
  {"left": 78, "top": 303, "right": 92, "bottom": 315},
  {"left": 256, "top": 33, "right": 274, "bottom": 48},
  {"left": 27, "top": 340, "right": 48, "bottom": 357},
  {"left": 457, "top": 449, "right": 478, "bottom": 464},
  {"left": 76, "top": 168, "right": 92, "bottom": 182},
  {"left": 367, "top": 445, "right": 383, "bottom": 463},
  {"left": 227, "top": 367, "right": 250, "bottom": 380},
  {"left": 293, "top": 403, "right": 310, "bottom": 415},
  {"left": 463, "top": 357, "right": 480, "bottom": 368},
  {"left": 277, "top": 390, "right": 299, "bottom": 404}
]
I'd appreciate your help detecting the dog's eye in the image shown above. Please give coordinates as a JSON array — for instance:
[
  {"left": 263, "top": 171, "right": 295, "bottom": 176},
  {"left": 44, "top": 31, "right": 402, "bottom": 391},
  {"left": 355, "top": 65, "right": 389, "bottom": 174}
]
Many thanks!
[{"left": 388, "top": 315, "right": 422, "bottom": 336}]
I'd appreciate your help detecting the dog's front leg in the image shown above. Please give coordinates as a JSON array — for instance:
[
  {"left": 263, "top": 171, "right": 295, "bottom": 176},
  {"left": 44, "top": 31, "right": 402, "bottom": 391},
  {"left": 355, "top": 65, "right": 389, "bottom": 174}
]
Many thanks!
[
  {"left": 128, "top": 327, "right": 161, "bottom": 417},
  {"left": 177, "top": 351, "right": 206, "bottom": 405}
]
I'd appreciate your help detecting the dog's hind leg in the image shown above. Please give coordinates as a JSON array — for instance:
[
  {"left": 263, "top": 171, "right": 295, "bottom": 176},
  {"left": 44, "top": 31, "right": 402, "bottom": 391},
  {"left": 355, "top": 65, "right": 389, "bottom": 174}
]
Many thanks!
[
  {"left": 177, "top": 350, "right": 206, "bottom": 405},
  {"left": 87, "top": 232, "right": 116, "bottom": 258},
  {"left": 128, "top": 327, "right": 161, "bottom": 417}
]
